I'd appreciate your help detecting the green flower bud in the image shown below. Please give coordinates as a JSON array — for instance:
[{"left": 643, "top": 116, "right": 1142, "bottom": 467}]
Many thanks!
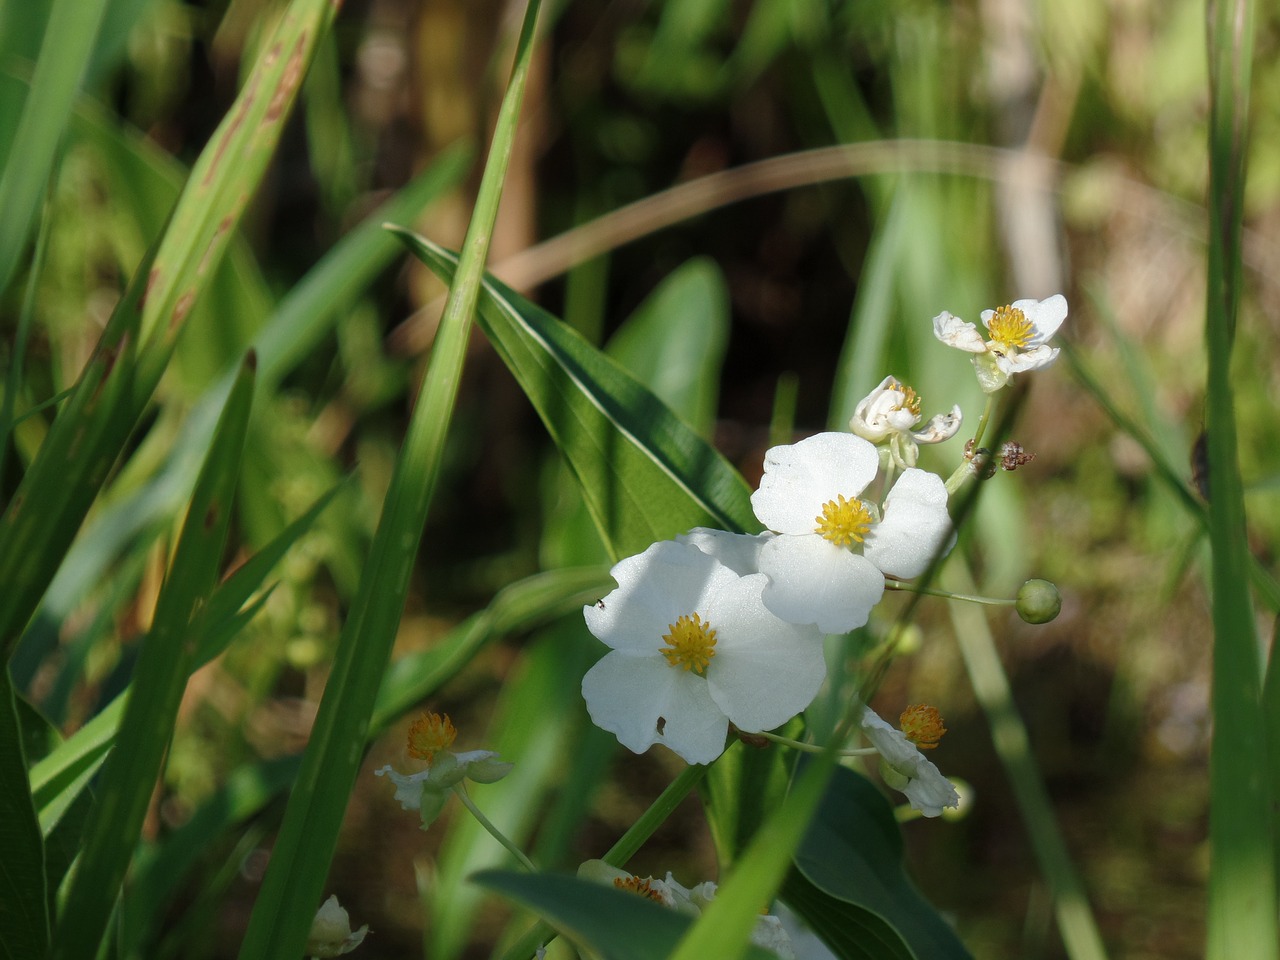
[{"left": 1016, "top": 578, "right": 1061, "bottom": 624}]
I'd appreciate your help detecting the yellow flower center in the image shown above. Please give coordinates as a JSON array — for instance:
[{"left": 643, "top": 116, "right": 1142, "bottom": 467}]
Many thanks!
[
  {"left": 614, "top": 876, "right": 666, "bottom": 903},
  {"left": 899, "top": 704, "right": 947, "bottom": 750},
  {"left": 407, "top": 712, "right": 457, "bottom": 761},
  {"left": 660, "top": 613, "right": 717, "bottom": 674},
  {"left": 984, "top": 304, "right": 1033, "bottom": 349},
  {"left": 814, "top": 494, "right": 874, "bottom": 548},
  {"left": 898, "top": 383, "right": 922, "bottom": 417}
]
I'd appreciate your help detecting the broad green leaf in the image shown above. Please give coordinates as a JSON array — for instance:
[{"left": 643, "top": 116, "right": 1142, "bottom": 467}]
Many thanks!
[
  {"left": 607, "top": 256, "right": 729, "bottom": 437},
  {"left": 700, "top": 732, "right": 799, "bottom": 868},
  {"left": 474, "top": 870, "right": 778, "bottom": 960},
  {"left": 237, "top": 7, "right": 545, "bottom": 955},
  {"left": 0, "top": 666, "right": 48, "bottom": 958},
  {"left": 393, "top": 233, "right": 757, "bottom": 560},
  {"left": 49, "top": 358, "right": 254, "bottom": 960},
  {"left": 786, "top": 764, "right": 971, "bottom": 960}
]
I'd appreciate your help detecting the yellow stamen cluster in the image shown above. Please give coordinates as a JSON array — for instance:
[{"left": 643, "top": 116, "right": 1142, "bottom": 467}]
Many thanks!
[
  {"left": 614, "top": 876, "right": 666, "bottom": 903},
  {"left": 984, "top": 304, "right": 1033, "bottom": 349},
  {"left": 660, "top": 612, "right": 717, "bottom": 674},
  {"left": 407, "top": 711, "right": 457, "bottom": 761},
  {"left": 814, "top": 494, "right": 874, "bottom": 548},
  {"left": 899, "top": 383, "right": 922, "bottom": 417},
  {"left": 899, "top": 704, "right": 946, "bottom": 750}
]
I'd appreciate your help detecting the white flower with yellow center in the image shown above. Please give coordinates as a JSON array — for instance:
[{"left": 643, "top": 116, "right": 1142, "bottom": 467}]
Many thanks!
[
  {"left": 581, "top": 540, "right": 826, "bottom": 765},
  {"left": 859, "top": 704, "right": 959, "bottom": 817},
  {"left": 849, "top": 375, "right": 962, "bottom": 468},
  {"left": 933, "top": 294, "right": 1067, "bottom": 392},
  {"left": 750, "top": 433, "right": 953, "bottom": 634}
]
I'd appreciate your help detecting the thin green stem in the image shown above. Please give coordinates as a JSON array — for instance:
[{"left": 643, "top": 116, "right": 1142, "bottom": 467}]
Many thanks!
[
  {"left": 883, "top": 579, "right": 1014, "bottom": 606},
  {"left": 944, "top": 393, "right": 996, "bottom": 494},
  {"left": 452, "top": 785, "right": 536, "bottom": 872},
  {"left": 755, "top": 730, "right": 877, "bottom": 757}
]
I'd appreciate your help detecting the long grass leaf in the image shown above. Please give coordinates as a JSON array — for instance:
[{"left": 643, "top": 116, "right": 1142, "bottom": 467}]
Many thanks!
[
  {"left": 1203, "top": 1, "right": 1276, "bottom": 956},
  {"left": 47, "top": 358, "right": 254, "bottom": 959},
  {"left": 0, "top": 0, "right": 109, "bottom": 297},
  {"left": 0, "top": 666, "right": 48, "bottom": 957},
  {"left": 236, "top": 5, "right": 546, "bottom": 956}
]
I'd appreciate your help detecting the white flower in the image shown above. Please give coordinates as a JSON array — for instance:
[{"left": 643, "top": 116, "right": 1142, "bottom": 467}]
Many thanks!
[
  {"left": 859, "top": 704, "right": 959, "bottom": 817},
  {"left": 933, "top": 294, "right": 1068, "bottom": 392},
  {"left": 749, "top": 433, "right": 953, "bottom": 634},
  {"left": 306, "top": 895, "right": 368, "bottom": 958},
  {"left": 581, "top": 540, "right": 826, "bottom": 765},
  {"left": 849, "top": 375, "right": 962, "bottom": 469}
]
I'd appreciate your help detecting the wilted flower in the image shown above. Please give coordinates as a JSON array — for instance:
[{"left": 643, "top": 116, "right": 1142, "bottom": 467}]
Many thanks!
[
  {"left": 579, "top": 861, "right": 797, "bottom": 959},
  {"left": 375, "top": 712, "right": 513, "bottom": 826},
  {"left": 859, "top": 704, "right": 959, "bottom": 817},
  {"left": 581, "top": 540, "right": 825, "bottom": 765},
  {"left": 749, "top": 433, "right": 953, "bottom": 634},
  {"left": 306, "top": 895, "right": 368, "bottom": 958},
  {"left": 933, "top": 294, "right": 1067, "bottom": 392},
  {"left": 849, "top": 375, "right": 961, "bottom": 468}
]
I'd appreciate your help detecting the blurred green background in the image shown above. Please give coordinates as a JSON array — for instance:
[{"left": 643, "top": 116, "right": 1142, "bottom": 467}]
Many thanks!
[{"left": 5, "top": 0, "right": 1280, "bottom": 957}]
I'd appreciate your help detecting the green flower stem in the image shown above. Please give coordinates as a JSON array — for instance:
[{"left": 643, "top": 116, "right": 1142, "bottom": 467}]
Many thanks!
[
  {"left": 452, "top": 785, "right": 537, "bottom": 873},
  {"left": 755, "top": 730, "right": 877, "bottom": 757},
  {"left": 944, "top": 393, "right": 996, "bottom": 494},
  {"left": 944, "top": 557, "right": 1108, "bottom": 960},
  {"left": 883, "top": 579, "right": 1014, "bottom": 607}
]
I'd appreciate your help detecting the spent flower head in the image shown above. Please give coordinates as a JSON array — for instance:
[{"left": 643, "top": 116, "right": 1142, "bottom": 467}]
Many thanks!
[
  {"left": 749, "top": 433, "right": 953, "bottom": 634},
  {"left": 306, "top": 895, "right": 368, "bottom": 958},
  {"left": 375, "top": 712, "right": 513, "bottom": 827},
  {"left": 859, "top": 704, "right": 959, "bottom": 817},
  {"left": 849, "top": 375, "right": 962, "bottom": 469},
  {"left": 578, "top": 861, "right": 797, "bottom": 959},
  {"left": 933, "top": 294, "right": 1067, "bottom": 392},
  {"left": 581, "top": 539, "right": 826, "bottom": 765}
]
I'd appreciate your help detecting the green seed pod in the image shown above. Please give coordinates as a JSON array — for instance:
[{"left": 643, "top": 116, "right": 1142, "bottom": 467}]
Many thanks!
[{"left": 1016, "top": 578, "right": 1061, "bottom": 624}]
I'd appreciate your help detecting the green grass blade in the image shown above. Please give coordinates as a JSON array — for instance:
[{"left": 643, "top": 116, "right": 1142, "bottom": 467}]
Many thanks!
[
  {"left": 0, "top": 0, "right": 336, "bottom": 660},
  {"left": 0, "top": 666, "right": 48, "bottom": 958},
  {"left": 1203, "top": 1, "right": 1276, "bottom": 956},
  {"left": 236, "top": 5, "right": 546, "bottom": 956},
  {"left": 0, "top": 0, "right": 109, "bottom": 297},
  {"left": 392, "top": 233, "right": 757, "bottom": 558},
  {"left": 48, "top": 358, "right": 255, "bottom": 960}
]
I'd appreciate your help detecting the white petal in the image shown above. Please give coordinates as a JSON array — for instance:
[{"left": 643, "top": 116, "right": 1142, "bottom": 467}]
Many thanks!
[
  {"left": 581, "top": 651, "right": 728, "bottom": 764},
  {"left": 758, "top": 535, "right": 885, "bottom": 634},
  {"left": 751, "top": 433, "right": 879, "bottom": 535},
  {"left": 932, "top": 311, "right": 987, "bottom": 353},
  {"left": 584, "top": 541, "right": 740, "bottom": 656},
  {"left": 1000, "top": 343, "right": 1059, "bottom": 373},
  {"left": 863, "top": 469, "right": 952, "bottom": 579},
  {"left": 901, "top": 764, "right": 961, "bottom": 818},
  {"left": 374, "top": 765, "right": 429, "bottom": 811},
  {"left": 911, "top": 405, "right": 962, "bottom": 444},
  {"left": 677, "top": 527, "right": 773, "bottom": 576},
  {"left": 702, "top": 574, "right": 827, "bottom": 731},
  {"left": 1012, "top": 293, "right": 1067, "bottom": 343},
  {"left": 858, "top": 706, "right": 959, "bottom": 817}
]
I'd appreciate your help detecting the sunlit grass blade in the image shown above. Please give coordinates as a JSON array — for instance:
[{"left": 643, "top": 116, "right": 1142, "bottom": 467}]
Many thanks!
[
  {"left": 0, "top": 0, "right": 337, "bottom": 661},
  {"left": 48, "top": 357, "right": 255, "bottom": 959},
  {"left": 0, "top": 0, "right": 109, "bottom": 297},
  {"left": 1203, "top": 1, "right": 1276, "bottom": 957},
  {"left": 392, "top": 232, "right": 756, "bottom": 558},
  {"left": 0, "top": 666, "right": 48, "bottom": 957},
  {"left": 236, "top": 5, "right": 546, "bottom": 956}
]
